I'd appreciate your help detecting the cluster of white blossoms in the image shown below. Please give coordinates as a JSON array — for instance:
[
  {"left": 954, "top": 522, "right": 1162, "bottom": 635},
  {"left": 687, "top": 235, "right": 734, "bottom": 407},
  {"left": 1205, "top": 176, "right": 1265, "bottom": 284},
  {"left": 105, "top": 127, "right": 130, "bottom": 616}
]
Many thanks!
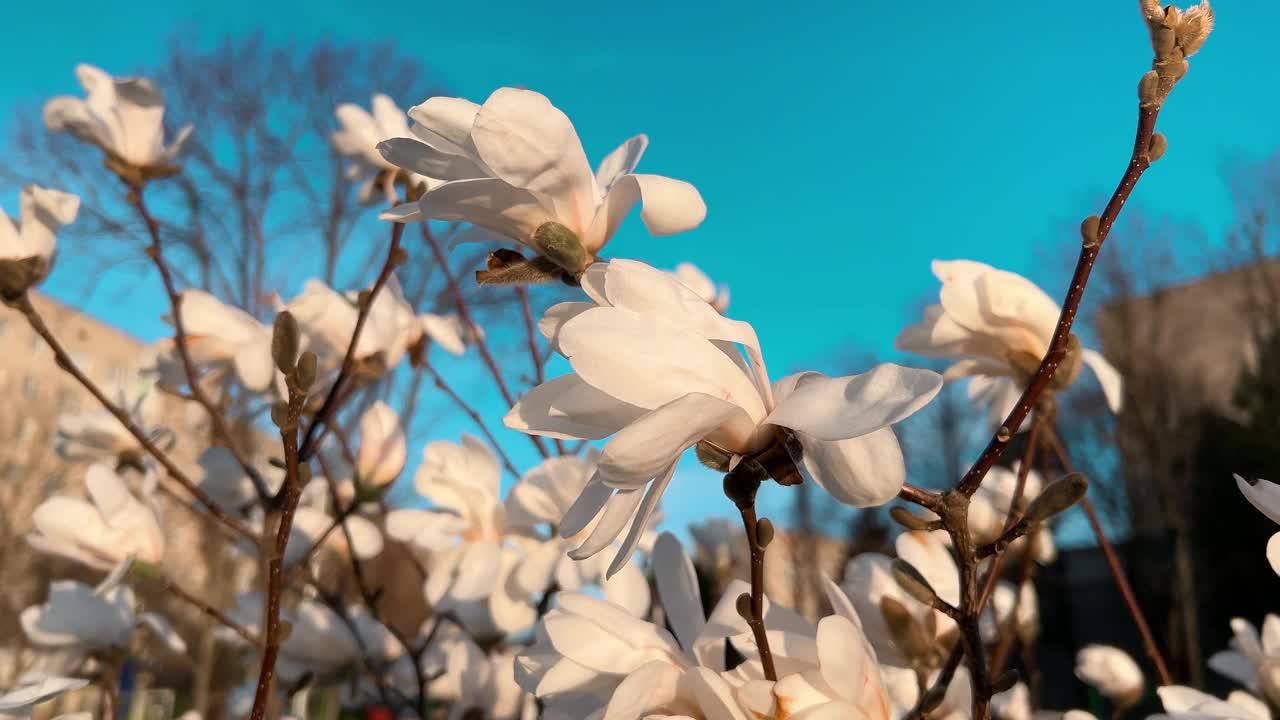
[{"left": 0, "top": 9, "right": 1236, "bottom": 719}]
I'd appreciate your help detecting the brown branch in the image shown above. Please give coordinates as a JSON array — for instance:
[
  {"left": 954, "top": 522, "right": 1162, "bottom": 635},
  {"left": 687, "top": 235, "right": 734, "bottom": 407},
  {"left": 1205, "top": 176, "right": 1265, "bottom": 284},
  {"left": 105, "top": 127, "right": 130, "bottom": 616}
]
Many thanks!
[
  {"left": 988, "top": 544, "right": 1037, "bottom": 675},
  {"left": 418, "top": 222, "right": 549, "bottom": 458},
  {"left": 954, "top": 103, "right": 1161, "bottom": 499},
  {"left": 9, "top": 294, "right": 255, "bottom": 541},
  {"left": 1042, "top": 425, "right": 1173, "bottom": 685},
  {"left": 249, "top": 377, "right": 307, "bottom": 720},
  {"left": 131, "top": 187, "right": 274, "bottom": 504},
  {"left": 139, "top": 568, "right": 258, "bottom": 645},
  {"left": 298, "top": 222, "right": 405, "bottom": 462},
  {"left": 724, "top": 461, "right": 776, "bottom": 681}
]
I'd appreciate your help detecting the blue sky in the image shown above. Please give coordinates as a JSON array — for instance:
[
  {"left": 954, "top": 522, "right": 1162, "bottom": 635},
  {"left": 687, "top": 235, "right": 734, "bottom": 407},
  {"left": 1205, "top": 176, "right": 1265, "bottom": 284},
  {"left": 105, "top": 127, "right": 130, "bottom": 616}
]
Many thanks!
[{"left": 2, "top": 0, "right": 1273, "bottom": 544}]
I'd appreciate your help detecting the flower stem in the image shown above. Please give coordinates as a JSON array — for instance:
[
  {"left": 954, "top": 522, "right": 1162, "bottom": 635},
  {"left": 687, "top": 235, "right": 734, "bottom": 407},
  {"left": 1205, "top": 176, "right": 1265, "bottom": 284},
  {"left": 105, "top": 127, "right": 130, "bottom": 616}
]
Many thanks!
[{"left": 724, "top": 461, "right": 776, "bottom": 681}]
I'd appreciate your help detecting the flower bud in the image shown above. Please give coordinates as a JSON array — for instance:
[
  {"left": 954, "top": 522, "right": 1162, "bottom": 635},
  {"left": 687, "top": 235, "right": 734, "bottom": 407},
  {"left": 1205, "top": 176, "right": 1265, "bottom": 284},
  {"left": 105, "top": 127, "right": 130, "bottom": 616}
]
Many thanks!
[
  {"left": 1138, "top": 71, "right": 1160, "bottom": 105},
  {"left": 355, "top": 401, "right": 406, "bottom": 490},
  {"left": 735, "top": 592, "right": 753, "bottom": 623},
  {"left": 880, "top": 597, "right": 933, "bottom": 661},
  {"left": 1080, "top": 215, "right": 1101, "bottom": 248},
  {"left": 890, "top": 506, "right": 936, "bottom": 531},
  {"left": 270, "top": 401, "right": 290, "bottom": 428},
  {"left": 475, "top": 254, "right": 566, "bottom": 286},
  {"left": 272, "top": 311, "right": 300, "bottom": 374},
  {"left": 1147, "top": 132, "right": 1168, "bottom": 163},
  {"left": 1023, "top": 473, "right": 1088, "bottom": 523},
  {"left": 892, "top": 559, "right": 940, "bottom": 608},
  {"left": 295, "top": 351, "right": 318, "bottom": 390},
  {"left": 755, "top": 518, "right": 775, "bottom": 548},
  {"left": 532, "top": 221, "right": 588, "bottom": 276}
]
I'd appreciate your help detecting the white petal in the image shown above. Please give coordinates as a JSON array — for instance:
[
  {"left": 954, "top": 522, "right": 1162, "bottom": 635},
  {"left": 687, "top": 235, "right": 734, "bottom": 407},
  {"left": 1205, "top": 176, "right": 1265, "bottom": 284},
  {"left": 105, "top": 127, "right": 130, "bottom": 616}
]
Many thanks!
[
  {"left": 1081, "top": 348, "right": 1124, "bottom": 413},
  {"left": 568, "top": 488, "right": 643, "bottom": 561},
  {"left": 895, "top": 531, "right": 960, "bottom": 607},
  {"left": 606, "top": 461, "right": 678, "bottom": 578},
  {"left": 584, "top": 174, "right": 706, "bottom": 253},
  {"left": 602, "top": 659, "right": 679, "bottom": 720},
  {"left": 469, "top": 88, "right": 597, "bottom": 233},
  {"left": 766, "top": 365, "right": 942, "bottom": 441},
  {"left": 797, "top": 427, "right": 906, "bottom": 508},
  {"left": 1236, "top": 474, "right": 1280, "bottom": 526},
  {"left": 505, "top": 373, "right": 646, "bottom": 441},
  {"left": 595, "top": 134, "right": 649, "bottom": 195},
  {"left": 602, "top": 560, "right": 652, "bottom": 619},
  {"left": 597, "top": 392, "right": 746, "bottom": 488},
  {"left": 415, "top": 178, "right": 551, "bottom": 243},
  {"left": 653, "top": 532, "right": 704, "bottom": 655}
]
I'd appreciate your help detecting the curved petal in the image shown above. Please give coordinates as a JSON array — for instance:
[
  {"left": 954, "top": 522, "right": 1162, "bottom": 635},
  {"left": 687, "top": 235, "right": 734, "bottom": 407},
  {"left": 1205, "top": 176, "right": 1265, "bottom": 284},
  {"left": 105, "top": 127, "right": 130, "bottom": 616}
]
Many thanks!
[
  {"left": 469, "top": 88, "right": 597, "bottom": 233},
  {"left": 408, "top": 96, "right": 480, "bottom": 149},
  {"left": 602, "top": 560, "right": 652, "bottom": 619},
  {"left": 1236, "top": 474, "right": 1280, "bottom": 526},
  {"left": 415, "top": 178, "right": 552, "bottom": 244},
  {"left": 583, "top": 173, "right": 706, "bottom": 253},
  {"left": 1269, "top": 532, "right": 1280, "bottom": 577},
  {"left": 797, "top": 427, "right": 906, "bottom": 508},
  {"left": 602, "top": 659, "right": 679, "bottom": 720},
  {"left": 597, "top": 392, "right": 746, "bottom": 488},
  {"left": 607, "top": 460, "right": 678, "bottom": 578},
  {"left": 1081, "top": 348, "right": 1124, "bottom": 413},
  {"left": 568, "top": 488, "right": 642, "bottom": 561},
  {"left": 595, "top": 134, "right": 649, "bottom": 195},
  {"left": 377, "top": 137, "right": 487, "bottom": 182},
  {"left": 766, "top": 365, "right": 942, "bottom": 441},
  {"left": 653, "top": 531, "right": 704, "bottom": 655},
  {"left": 559, "top": 472, "right": 613, "bottom": 539},
  {"left": 505, "top": 373, "right": 646, "bottom": 441}
]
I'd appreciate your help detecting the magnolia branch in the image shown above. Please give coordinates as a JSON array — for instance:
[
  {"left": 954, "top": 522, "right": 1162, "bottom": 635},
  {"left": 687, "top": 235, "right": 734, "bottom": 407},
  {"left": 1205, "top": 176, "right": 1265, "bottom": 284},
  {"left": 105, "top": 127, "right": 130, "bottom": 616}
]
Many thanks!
[
  {"left": 298, "top": 222, "right": 406, "bottom": 462},
  {"left": 131, "top": 188, "right": 274, "bottom": 504},
  {"left": 9, "top": 293, "right": 255, "bottom": 541},
  {"left": 724, "top": 460, "right": 777, "bottom": 681}
]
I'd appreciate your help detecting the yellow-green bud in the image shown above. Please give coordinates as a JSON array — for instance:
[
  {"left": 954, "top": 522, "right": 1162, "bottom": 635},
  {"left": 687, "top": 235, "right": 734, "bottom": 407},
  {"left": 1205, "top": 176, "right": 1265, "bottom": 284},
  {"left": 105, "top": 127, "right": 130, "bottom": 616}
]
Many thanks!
[
  {"left": 1148, "top": 132, "right": 1168, "bottom": 163},
  {"left": 756, "top": 518, "right": 775, "bottom": 547},
  {"left": 295, "top": 351, "right": 318, "bottom": 390},
  {"left": 892, "top": 559, "right": 940, "bottom": 607},
  {"left": 272, "top": 311, "right": 300, "bottom": 374},
  {"left": 533, "top": 222, "right": 588, "bottom": 276},
  {"left": 1024, "top": 473, "right": 1089, "bottom": 523}
]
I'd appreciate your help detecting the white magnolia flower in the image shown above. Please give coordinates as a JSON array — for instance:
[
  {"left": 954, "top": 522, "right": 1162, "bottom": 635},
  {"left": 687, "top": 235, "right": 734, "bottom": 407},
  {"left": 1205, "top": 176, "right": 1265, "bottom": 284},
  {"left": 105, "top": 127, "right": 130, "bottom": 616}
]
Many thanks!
[
  {"left": 287, "top": 507, "right": 384, "bottom": 565},
  {"left": 1154, "top": 686, "right": 1271, "bottom": 720},
  {"left": 503, "top": 454, "right": 654, "bottom": 618},
  {"left": 841, "top": 530, "right": 958, "bottom": 667},
  {"left": 44, "top": 64, "right": 192, "bottom": 170},
  {"left": 166, "top": 290, "right": 277, "bottom": 392},
  {"left": 896, "top": 260, "right": 1123, "bottom": 425},
  {"left": 1234, "top": 475, "right": 1280, "bottom": 576},
  {"left": 223, "top": 593, "right": 400, "bottom": 683},
  {"left": 689, "top": 517, "right": 747, "bottom": 579},
  {"left": 356, "top": 401, "right": 406, "bottom": 489},
  {"left": 0, "top": 674, "right": 88, "bottom": 716},
  {"left": 1063, "top": 712, "right": 1099, "bottom": 720},
  {"left": 0, "top": 185, "right": 79, "bottom": 296},
  {"left": 1209, "top": 615, "right": 1280, "bottom": 706},
  {"left": 55, "top": 370, "right": 171, "bottom": 462},
  {"left": 991, "top": 682, "right": 1030, "bottom": 720},
  {"left": 422, "top": 625, "right": 535, "bottom": 720},
  {"left": 1075, "top": 644, "right": 1144, "bottom": 706},
  {"left": 22, "top": 573, "right": 185, "bottom": 657},
  {"left": 981, "top": 580, "right": 1038, "bottom": 647},
  {"left": 519, "top": 533, "right": 889, "bottom": 720},
  {"left": 672, "top": 262, "right": 730, "bottom": 314},
  {"left": 331, "top": 94, "right": 429, "bottom": 204},
  {"left": 385, "top": 435, "right": 536, "bottom": 635},
  {"left": 28, "top": 464, "right": 165, "bottom": 571},
  {"left": 378, "top": 88, "right": 706, "bottom": 278},
  {"left": 505, "top": 259, "right": 941, "bottom": 575},
  {"left": 419, "top": 312, "right": 479, "bottom": 356}
]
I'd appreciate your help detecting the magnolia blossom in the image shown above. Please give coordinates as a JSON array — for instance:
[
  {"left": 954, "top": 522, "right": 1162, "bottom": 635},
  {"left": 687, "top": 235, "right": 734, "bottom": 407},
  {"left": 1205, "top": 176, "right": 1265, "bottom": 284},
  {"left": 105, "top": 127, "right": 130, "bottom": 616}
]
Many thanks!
[
  {"left": 22, "top": 573, "right": 185, "bottom": 657},
  {"left": 356, "top": 401, "right": 407, "bottom": 489},
  {"left": 332, "top": 94, "right": 429, "bottom": 204},
  {"left": 224, "top": 593, "right": 400, "bottom": 683},
  {"left": 518, "top": 532, "right": 889, "bottom": 720},
  {"left": 981, "top": 580, "right": 1039, "bottom": 647},
  {"left": 1209, "top": 615, "right": 1280, "bottom": 706},
  {"left": 0, "top": 674, "right": 88, "bottom": 717},
  {"left": 421, "top": 624, "right": 535, "bottom": 720},
  {"left": 44, "top": 64, "right": 191, "bottom": 170},
  {"left": 503, "top": 454, "right": 654, "bottom": 618},
  {"left": 166, "top": 290, "right": 277, "bottom": 392},
  {"left": 378, "top": 88, "right": 706, "bottom": 280},
  {"left": 689, "top": 517, "right": 747, "bottom": 581},
  {"left": 385, "top": 436, "right": 536, "bottom": 635},
  {"left": 28, "top": 464, "right": 164, "bottom": 571},
  {"left": 505, "top": 259, "right": 941, "bottom": 575},
  {"left": 672, "top": 262, "right": 730, "bottom": 314},
  {"left": 286, "top": 275, "right": 469, "bottom": 375},
  {"left": 1153, "top": 686, "right": 1270, "bottom": 720},
  {"left": 0, "top": 185, "right": 79, "bottom": 297},
  {"left": 193, "top": 446, "right": 284, "bottom": 511},
  {"left": 287, "top": 507, "right": 384, "bottom": 565},
  {"left": 896, "top": 260, "right": 1122, "bottom": 425},
  {"left": 1075, "top": 645, "right": 1144, "bottom": 706},
  {"left": 1234, "top": 475, "right": 1280, "bottom": 576},
  {"left": 842, "top": 530, "right": 958, "bottom": 668}
]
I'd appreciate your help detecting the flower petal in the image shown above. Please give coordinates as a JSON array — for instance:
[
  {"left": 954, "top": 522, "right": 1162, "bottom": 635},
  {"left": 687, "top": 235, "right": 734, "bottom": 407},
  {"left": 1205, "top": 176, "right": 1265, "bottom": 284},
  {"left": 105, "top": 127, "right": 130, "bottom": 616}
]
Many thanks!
[
  {"left": 597, "top": 392, "right": 746, "bottom": 488},
  {"left": 415, "top": 178, "right": 551, "bottom": 243},
  {"left": 1236, "top": 474, "right": 1280, "bottom": 526},
  {"left": 606, "top": 461, "right": 677, "bottom": 578},
  {"left": 653, "top": 532, "right": 705, "bottom": 655},
  {"left": 583, "top": 173, "right": 706, "bottom": 253},
  {"left": 505, "top": 373, "right": 646, "bottom": 441},
  {"left": 595, "top": 134, "right": 649, "bottom": 195},
  {"left": 1081, "top": 348, "right": 1124, "bottom": 413},
  {"left": 796, "top": 427, "right": 906, "bottom": 508},
  {"left": 766, "top": 365, "right": 942, "bottom": 441}
]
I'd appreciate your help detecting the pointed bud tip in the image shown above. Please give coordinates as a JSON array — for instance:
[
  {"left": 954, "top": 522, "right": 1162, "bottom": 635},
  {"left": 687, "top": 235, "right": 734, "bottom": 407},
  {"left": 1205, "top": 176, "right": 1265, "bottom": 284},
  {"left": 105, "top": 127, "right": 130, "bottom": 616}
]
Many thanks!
[
  {"left": 891, "top": 559, "right": 940, "bottom": 607},
  {"left": 271, "top": 311, "right": 300, "bottom": 374},
  {"left": 1024, "top": 473, "right": 1089, "bottom": 523}
]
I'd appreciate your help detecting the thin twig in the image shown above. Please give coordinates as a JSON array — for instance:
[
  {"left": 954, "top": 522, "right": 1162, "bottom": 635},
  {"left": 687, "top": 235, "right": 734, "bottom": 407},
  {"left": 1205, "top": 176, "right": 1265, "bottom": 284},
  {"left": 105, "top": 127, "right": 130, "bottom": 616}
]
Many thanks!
[
  {"left": 1043, "top": 424, "right": 1173, "bottom": 685},
  {"left": 724, "top": 462, "right": 776, "bottom": 681},
  {"left": 298, "top": 222, "right": 405, "bottom": 462},
  {"left": 954, "top": 103, "right": 1161, "bottom": 499},
  {"left": 418, "top": 222, "right": 549, "bottom": 458},
  {"left": 140, "top": 569, "right": 258, "bottom": 645},
  {"left": 419, "top": 358, "right": 522, "bottom": 480},
  {"left": 249, "top": 377, "right": 307, "bottom": 720},
  {"left": 9, "top": 294, "right": 255, "bottom": 540}
]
